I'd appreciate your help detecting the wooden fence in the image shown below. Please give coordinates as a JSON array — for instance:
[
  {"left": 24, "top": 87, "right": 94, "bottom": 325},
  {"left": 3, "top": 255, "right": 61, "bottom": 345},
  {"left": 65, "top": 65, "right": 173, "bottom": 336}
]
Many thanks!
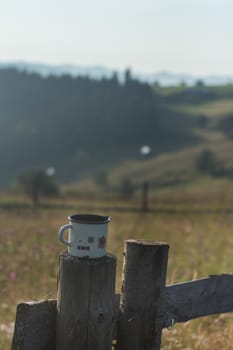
[{"left": 11, "top": 240, "right": 233, "bottom": 350}]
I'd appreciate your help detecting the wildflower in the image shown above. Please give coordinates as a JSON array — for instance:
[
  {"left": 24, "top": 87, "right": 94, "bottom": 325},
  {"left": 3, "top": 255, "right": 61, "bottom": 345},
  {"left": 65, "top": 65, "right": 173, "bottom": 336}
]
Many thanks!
[
  {"left": 9, "top": 271, "right": 17, "bottom": 280},
  {"left": 0, "top": 322, "right": 14, "bottom": 337}
]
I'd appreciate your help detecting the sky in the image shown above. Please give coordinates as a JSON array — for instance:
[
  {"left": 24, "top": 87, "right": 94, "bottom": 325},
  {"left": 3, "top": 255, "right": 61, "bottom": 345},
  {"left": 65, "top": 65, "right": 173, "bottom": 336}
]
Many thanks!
[{"left": 0, "top": 0, "right": 233, "bottom": 76}]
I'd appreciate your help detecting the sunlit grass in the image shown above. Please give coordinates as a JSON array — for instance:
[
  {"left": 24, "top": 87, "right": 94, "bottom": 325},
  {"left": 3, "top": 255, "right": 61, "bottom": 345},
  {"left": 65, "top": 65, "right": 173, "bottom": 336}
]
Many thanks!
[
  {"left": 66, "top": 140, "right": 233, "bottom": 196},
  {"left": 0, "top": 194, "right": 233, "bottom": 348},
  {"left": 174, "top": 99, "right": 233, "bottom": 119}
]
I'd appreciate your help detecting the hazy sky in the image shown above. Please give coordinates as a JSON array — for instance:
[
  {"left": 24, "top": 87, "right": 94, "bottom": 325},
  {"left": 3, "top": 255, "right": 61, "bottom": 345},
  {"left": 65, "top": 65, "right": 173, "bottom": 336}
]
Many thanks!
[{"left": 1, "top": 0, "right": 233, "bottom": 75}]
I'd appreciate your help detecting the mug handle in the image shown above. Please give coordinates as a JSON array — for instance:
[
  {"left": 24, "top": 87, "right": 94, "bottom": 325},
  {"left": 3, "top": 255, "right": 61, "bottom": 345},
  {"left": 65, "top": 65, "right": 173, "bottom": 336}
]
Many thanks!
[{"left": 58, "top": 224, "right": 72, "bottom": 246}]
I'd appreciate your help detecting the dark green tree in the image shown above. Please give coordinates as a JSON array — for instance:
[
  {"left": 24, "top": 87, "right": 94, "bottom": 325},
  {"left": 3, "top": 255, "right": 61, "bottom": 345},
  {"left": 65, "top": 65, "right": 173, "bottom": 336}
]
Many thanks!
[
  {"left": 120, "top": 178, "right": 135, "bottom": 200},
  {"left": 19, "top": 169, "right": 59, "bottom": 206},
  {"left": 124, "top": 68, "right": 132, "bottom": 84},
  {"left": 195, "top": 79, "right": 205, "bottom": 87},
  {"left": 198, "top": 115, "right": 208, "bottom": 129},
  {"left": 218, "top": 114, "right": 233, "bottom": 138},
  {"left": 94, "top": 170, "right": 108, "bottom": 187},
  {"left": 195, "top": 149, "right": 226, "bottom": 176}
]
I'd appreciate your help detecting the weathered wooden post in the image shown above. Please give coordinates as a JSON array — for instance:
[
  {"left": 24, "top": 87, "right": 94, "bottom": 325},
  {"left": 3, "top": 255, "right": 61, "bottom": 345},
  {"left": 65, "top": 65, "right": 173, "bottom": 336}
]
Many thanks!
[
  {"left": 56, "top": 252, "right": 116, "bottom": 350},
  {"left": 56, "top": 213, "right": 116, "bottom": 349},
  {"left": 11, "top": 300, "right": 57, "bottom": 350},
  {"left": 117, "top": 240, "right": 169, "bottom": 350}
]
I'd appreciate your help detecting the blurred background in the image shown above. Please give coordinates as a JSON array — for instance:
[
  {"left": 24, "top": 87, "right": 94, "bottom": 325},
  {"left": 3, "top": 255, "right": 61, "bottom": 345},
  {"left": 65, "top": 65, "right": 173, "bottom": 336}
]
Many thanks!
[
  {"left": 0, "top": 1, "right": 233, "bottom": 349},
  {"left": 0, "top": 0, "right": 233, "bottom": 205}
]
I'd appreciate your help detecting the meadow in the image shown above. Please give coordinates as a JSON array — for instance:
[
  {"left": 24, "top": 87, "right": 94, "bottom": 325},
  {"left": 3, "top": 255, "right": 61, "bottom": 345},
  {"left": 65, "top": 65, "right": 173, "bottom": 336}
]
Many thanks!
[
  {"left": 1, "top": 71, "right": 233, "bottom": 348},
  {"left": 0, "top": 189, "right": 233, "bottom": 349}
]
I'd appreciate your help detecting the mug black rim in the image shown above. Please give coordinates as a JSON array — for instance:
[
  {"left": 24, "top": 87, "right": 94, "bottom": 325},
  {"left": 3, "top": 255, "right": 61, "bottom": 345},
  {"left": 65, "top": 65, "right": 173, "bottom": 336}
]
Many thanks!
[{"left": 68, "top": 214, "right": 111, "bottom": 224}]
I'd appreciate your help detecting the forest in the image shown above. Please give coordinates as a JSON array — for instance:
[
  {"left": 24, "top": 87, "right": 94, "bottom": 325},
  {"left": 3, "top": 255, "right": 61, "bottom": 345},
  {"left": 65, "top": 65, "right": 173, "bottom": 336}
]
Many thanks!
[{"left": 0, "top": 68, "right": 198, "bottom": 188}]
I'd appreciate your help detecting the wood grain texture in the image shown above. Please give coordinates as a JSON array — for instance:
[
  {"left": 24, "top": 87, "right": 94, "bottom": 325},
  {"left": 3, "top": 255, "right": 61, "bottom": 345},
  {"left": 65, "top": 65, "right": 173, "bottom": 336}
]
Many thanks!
[
  {"left": 163, "top": 274, "right": 233, "bottom": 328},
  {"left": 117, "top": 240, "right": 169, "bottom": 350},
  {"left": 11, "top": 299, "right": 56, "bottom": 350},
  {"left": 56, "top": 252, "right": 116, "bottom": 350},
  {"left": 87, "top": 254, "right": 116, "bottom": 350}
]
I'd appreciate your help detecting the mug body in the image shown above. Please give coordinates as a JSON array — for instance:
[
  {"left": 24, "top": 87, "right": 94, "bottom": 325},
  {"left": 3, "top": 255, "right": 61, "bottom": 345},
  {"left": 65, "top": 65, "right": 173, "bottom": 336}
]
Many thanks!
[{"left": 67, "top": 214, "right": 110, "bottom": 258}]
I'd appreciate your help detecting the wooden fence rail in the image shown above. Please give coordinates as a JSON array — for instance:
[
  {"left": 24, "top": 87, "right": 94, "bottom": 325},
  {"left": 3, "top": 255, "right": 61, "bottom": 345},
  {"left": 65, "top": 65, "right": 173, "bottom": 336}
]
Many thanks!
[
  {"left": 11, "top": 240, "right": 233, "bottom": 350},
  {"left": 163, "top": 273, "right": 233, "bottom": 327}
]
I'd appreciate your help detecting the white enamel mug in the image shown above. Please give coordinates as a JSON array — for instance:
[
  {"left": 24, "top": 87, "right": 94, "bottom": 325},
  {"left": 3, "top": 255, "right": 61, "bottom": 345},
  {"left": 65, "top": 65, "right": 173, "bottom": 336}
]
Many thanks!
[{"left": 58, "top": 214, "right": 111, "bottom": 258}]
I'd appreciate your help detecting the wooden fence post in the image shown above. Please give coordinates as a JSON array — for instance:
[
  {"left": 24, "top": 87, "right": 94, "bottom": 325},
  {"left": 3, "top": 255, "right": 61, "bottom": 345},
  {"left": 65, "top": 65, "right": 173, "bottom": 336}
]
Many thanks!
[
  {"left": 56, "top": 251, "right": 116, "bottom": 350},
  {"left": 11, "top": 300, "right": 56, "bottom": 350},
  {"left": 117, "top": 240, "right": 169, "bottom": 350},
  {"left": 141, "top": 181, "right": 149, "bottom": 212}
]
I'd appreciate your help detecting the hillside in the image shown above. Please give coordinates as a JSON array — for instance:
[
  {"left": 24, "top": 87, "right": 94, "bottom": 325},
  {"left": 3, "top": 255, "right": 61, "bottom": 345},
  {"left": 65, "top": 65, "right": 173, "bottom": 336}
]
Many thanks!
[
  {"left": 0, "top": 68, "right": 233, "bottom": 191},
  {"left": 0, "top": 68, "right": 198, "bottom": 188},
  {"left": 68, "top": 87, "right": 233, "bottom": 197}
]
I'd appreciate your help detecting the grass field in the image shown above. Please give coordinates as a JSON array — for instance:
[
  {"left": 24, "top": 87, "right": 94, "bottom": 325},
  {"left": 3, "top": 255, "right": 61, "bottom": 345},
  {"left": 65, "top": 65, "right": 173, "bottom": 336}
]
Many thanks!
[
  {"left": 172, "top": 99, "right": 233, "bottom": 119},
  {"left": 64, "top": 88, "right": 233, "bottom": 195},
  {"left": 0, "top": 191, "right": 233, "bottom": 349},
  {"left": 155, "top": 84, "right": 233, "bottom": 98},
  {"left": 66, "top": 137, "right": 233, "bottom": 198}
]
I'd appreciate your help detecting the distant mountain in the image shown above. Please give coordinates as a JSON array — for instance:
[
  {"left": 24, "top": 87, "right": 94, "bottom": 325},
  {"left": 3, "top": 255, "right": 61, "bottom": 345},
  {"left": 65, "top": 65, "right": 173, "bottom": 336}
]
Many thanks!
[
  {"left": 0, "top": 61, "right": 233, "bottom": 86},
  {"left": 137, "top": 71, "right": 233, "bottom": 86},
  {"left": 0, "top": 61, "right": 115, "bottom": 79}
]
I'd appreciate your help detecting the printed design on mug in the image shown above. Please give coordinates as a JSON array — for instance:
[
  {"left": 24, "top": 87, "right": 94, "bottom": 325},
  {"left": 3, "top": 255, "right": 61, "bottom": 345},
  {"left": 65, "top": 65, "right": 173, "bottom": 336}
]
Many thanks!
[
  {"left": 98, "top": 236, "right": 106, "bottom": 248},
  {"left": 88, "top": 236, "right": 94, "bottom": 243},
  {"left": 77, "top": 245, "right": 90, "bottom": 250}
]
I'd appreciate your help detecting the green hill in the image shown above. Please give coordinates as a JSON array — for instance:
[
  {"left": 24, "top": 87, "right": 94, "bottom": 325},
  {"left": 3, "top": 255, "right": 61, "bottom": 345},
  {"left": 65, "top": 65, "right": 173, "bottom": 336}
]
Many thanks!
[
  {"left": 0, "top": 68, "right": 198, "bottom": 188},
  {"left": 0, "top": 68, "right": 232, "bottom": 191},
  {"left": 67, "top": 86, "right": 233, "bottom": 196}
]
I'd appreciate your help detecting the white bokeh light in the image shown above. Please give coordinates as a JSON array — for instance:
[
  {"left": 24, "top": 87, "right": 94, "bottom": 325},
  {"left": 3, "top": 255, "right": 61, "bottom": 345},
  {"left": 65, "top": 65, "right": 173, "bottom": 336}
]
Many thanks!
[
  {"left": 140, "top": 145, "right": 151, "bottom": 156},
  {"left": 46, "top": 167, "right": 55, "bottom": 176}
]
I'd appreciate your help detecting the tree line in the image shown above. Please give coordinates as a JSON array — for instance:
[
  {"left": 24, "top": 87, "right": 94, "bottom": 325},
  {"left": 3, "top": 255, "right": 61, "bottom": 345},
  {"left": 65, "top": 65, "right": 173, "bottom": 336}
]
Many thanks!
[{"left": 0, "top": 68, "right": 197, "bottom": 188}]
